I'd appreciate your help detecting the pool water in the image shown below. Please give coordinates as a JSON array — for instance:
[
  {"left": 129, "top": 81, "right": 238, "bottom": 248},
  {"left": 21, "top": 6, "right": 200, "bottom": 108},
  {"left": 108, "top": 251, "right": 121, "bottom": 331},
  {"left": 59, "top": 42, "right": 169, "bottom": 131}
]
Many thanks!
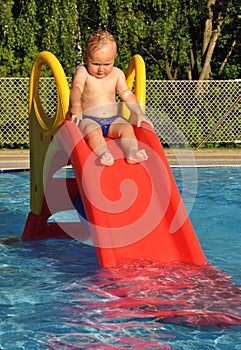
[{"left": 0, "top": 167, "right": 241, "bottom": 349}]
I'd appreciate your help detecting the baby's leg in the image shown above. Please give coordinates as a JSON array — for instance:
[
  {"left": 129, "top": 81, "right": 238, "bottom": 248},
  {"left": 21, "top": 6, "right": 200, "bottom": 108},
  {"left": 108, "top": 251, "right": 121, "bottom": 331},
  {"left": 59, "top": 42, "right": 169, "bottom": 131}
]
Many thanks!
[
  {"left": 109, "top": 118, "right": 148, "bottom": 164},
  {"left": 79, "top": 118, "right": 114, "bottom": 166}
]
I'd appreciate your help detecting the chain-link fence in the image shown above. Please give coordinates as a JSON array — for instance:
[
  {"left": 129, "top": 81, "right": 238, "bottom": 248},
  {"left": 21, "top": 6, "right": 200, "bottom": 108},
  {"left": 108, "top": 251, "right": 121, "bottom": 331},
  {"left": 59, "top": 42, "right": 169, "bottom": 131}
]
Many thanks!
[
  {"left": 1, "top": 78, "right": 241, "bottom": 148},
  {"left": 147, "top": 80, "right": 241, "bottom": 147}
]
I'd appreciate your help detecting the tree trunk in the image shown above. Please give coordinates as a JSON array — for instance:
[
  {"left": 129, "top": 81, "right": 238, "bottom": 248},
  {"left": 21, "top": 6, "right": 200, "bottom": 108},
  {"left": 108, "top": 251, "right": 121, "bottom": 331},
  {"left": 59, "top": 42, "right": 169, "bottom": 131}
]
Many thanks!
[
  {"left": 201, "top": 0, "right": 216, "bottom": 79},
  {"left": 203, "top": 0, "right": 216, "bottom": 55},
  {"left": 200, "top": 8, "right": 223, "bottom": 80},
  {"left": 219, "top": 39, "right": 236, "bottom": 75},
  {"left": 164, "top": 52, "right": 175, "bottom": 80},
  {"left": 199, "top": 28, "right": 220, "bottom": 80}
]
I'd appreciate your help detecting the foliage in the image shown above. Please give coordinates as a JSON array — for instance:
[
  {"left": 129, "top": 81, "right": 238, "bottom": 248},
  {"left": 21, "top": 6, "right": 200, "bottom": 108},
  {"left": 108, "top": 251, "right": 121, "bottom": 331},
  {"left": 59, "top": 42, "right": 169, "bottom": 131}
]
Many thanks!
[
  {"left": 0, "top": 0, "right": 16, "bottom": 76},
  {"left": 0, "top": 0, "right": 240, "bottom": 79}
]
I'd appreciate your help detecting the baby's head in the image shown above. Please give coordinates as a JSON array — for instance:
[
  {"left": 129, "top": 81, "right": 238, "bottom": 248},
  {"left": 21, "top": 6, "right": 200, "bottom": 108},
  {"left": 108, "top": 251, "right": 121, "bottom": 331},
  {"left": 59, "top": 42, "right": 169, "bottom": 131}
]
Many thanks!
[{"left": 83, "top": 30, "right": 117, "bottom": 62}]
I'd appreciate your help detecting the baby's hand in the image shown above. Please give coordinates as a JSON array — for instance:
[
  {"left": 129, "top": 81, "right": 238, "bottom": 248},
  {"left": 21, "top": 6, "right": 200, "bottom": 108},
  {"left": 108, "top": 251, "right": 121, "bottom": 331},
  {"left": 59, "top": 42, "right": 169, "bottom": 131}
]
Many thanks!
[
  {"left": 136, "top": 113, "right": 154, "bottom": 128},
  {"left": 71, "top": 113, "right": 82, "bottom": 126}
]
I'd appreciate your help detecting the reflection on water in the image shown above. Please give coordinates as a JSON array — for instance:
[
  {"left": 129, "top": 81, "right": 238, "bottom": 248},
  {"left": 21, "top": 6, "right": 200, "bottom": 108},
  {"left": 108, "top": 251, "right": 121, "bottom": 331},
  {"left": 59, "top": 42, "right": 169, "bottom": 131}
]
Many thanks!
[{"left": 58, "top": 259, "right": 241, "bottom": 327}]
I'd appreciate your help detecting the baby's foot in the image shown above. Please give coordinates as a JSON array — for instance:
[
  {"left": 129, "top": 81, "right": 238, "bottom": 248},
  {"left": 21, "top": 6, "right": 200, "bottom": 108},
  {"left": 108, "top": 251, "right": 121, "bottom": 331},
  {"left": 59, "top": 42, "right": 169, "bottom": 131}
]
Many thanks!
[
  {"left": 127, "top": 149, "right": 148, "bottom": 164},
  {"left": 100, "top": 152, "right": 114, "bottom": 166}
]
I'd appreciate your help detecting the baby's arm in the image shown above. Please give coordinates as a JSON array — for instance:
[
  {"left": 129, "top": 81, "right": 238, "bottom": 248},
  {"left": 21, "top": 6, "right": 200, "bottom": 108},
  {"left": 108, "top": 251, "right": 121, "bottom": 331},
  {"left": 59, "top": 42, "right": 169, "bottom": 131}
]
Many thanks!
[
  {"left": 70, "top": 66, "right": 86, "bottom": 124},
  {"left": 116, "top": 69, "right": 153, "bottom": 128}
]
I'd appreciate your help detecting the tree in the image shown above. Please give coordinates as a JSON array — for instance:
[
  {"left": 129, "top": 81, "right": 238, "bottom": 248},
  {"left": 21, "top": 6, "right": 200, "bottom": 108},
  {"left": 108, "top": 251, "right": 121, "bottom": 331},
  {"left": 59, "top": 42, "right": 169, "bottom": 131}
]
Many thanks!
[
  {"left": 126, "top": 0, "right": 241, "bottom": 80},
  {"left": 35, "top": 0, "right": 79, "bottom": 76},
  {"left": 213, "top": 0, "right": 241, "bottom": 79},
  {"left": 0, "top": 0, "right": 16, "bottom": 76},
  {"left": 13, "top": 0, "right": 40, "bottom": 77},
  {"left": 159, "top": 0, "right": 241, "bottom": 80},
  {"left": 0, "top": 0, "right": 240, "bottom": 79}
]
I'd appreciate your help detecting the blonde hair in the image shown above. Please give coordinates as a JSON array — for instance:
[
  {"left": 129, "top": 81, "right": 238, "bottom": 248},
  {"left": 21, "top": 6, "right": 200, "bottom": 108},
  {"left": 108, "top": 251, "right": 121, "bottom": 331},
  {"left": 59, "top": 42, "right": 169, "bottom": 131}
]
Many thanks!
[{"left": 83, "top": 30, "right": 117, "bottom": 61}]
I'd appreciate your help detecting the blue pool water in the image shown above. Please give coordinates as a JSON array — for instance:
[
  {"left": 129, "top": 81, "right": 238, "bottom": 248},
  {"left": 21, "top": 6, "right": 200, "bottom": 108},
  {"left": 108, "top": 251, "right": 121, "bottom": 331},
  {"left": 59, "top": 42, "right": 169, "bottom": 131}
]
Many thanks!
[{"left": 1, "top": 167, "right": 241, "bottom": 349}]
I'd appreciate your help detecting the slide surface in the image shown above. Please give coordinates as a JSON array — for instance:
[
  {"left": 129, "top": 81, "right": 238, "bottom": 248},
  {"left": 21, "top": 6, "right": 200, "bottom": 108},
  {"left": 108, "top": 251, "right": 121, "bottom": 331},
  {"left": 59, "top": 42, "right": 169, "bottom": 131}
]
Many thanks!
[{"left": 58, "top": 120, "right": 207, "bottom": 268}]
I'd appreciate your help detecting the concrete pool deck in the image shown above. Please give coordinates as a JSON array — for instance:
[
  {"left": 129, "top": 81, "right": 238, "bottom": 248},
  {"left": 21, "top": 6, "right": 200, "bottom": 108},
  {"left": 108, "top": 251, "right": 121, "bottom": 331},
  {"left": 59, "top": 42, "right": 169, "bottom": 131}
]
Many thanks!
[{"left": 0, "top": 148, "right": 241, "bottom": 171}]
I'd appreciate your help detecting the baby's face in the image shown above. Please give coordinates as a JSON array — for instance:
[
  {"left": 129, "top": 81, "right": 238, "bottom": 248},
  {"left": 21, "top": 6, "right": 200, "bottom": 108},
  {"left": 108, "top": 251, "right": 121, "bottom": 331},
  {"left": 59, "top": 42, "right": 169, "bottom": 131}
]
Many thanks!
[{"left": 86, "top": 41, "right": 117, "bottom": 79}]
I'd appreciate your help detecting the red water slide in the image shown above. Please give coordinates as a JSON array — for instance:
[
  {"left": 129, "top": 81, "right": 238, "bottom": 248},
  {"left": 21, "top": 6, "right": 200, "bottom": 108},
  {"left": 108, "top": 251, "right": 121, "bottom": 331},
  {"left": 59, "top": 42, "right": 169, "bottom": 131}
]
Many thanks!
[{"left": 55, "top": 120, "right": 207, "bottom": 268}]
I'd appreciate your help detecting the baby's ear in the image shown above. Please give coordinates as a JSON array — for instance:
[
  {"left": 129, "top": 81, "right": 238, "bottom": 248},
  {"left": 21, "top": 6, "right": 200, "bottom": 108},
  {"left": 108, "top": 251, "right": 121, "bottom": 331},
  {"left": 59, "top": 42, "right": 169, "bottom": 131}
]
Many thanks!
[{"left": 83, "top": 51, "right": 88, "bottom": 63}]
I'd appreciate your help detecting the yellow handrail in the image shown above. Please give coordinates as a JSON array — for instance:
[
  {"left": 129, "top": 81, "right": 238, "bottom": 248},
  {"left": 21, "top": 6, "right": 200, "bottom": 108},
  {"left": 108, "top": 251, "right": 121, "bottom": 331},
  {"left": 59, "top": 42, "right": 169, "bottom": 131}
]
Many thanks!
[
  {"left": 29, "top": 51, "right": 70, "bottom": 215},
  {"left": 29, "top": 50, "right": 70, "bottom": 131},
  {"left": 121, "top": 54, "right": 146, "bottom": 120},
  {"left": 125, "top": 54, "right": 146, "bottom": 112}
]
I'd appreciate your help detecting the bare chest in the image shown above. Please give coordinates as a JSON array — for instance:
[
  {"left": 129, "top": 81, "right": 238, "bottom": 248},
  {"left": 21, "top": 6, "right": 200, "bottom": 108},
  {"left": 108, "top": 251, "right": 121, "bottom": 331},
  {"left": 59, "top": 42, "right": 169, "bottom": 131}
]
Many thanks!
[{"left": 83, "top": 75, "right": 117, "bottom": 96}]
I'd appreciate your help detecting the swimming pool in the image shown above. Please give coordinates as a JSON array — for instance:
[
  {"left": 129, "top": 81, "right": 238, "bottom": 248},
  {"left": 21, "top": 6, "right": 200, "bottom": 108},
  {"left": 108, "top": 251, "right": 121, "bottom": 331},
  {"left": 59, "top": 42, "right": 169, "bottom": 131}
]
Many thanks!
[{"left": 0, "top": 167, "right": 241, "bottom": 349}]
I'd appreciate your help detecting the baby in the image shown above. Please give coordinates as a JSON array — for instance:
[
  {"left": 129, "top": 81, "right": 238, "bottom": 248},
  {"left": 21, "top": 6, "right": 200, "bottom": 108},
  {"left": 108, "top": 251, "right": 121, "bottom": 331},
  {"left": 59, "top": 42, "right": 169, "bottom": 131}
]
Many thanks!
[{"left": 70, "top": 30, "right": 153, "bottom": 166}]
